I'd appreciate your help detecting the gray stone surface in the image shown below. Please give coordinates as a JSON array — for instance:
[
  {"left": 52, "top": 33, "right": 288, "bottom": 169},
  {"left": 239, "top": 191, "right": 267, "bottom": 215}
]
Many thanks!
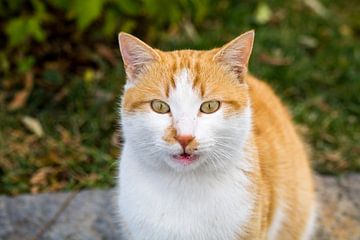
[
  {"left": 0, "top": 190, "right": 121, "bottom": 240},
  {"left": 0, "top": 175, "right": 359, "bottom": 240},
  {"left": 315, "top": 174, "right": 360, "bottom": 240}
]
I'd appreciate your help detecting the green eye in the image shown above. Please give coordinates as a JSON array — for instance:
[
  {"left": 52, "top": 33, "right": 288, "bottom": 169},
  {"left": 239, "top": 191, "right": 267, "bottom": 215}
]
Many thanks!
[
  {"left": 151, "top": 100, "right": 170, "bottom": 114},
  {"left": 200, "top": 100, "right": 220, "bottom": 114}
]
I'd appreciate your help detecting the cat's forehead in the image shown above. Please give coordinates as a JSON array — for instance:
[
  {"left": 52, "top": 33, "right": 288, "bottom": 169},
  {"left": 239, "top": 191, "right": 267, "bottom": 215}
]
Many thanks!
[
  {"left": 155, "top": 50, "right": 225, "bottom": 97},
  {"left": 122, "top": 50, "right": 248, "bottom": 113},
  {"left": 159, "top": 49, "right": 217, "bottom": 75},
  {"left": 168, "top": 68, "right": 202, "bottom": 113}
]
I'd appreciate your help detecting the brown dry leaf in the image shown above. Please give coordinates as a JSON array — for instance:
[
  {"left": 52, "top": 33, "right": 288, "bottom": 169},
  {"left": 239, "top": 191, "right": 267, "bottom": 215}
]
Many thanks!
[
  {"left": 57, "top": 125, "right": 72, "bottom": 144},
  {"left": 339, "top": 24, "right": 353, "bottom": 37},
  {"left": 304, "top": 0, "right": 328, "bottom": 18},
  {"left": 0, "top": 92, "right": 5, "bottom": 104},
  {"left": 7, "top": 130, "right": 38, "bottom": 157},
  {"left": 183, "top": 19, "right": 199, "bottom": 41},
  {"left": 321, "top": 132, "right": 336, "bottom": 144},
  {"left": 324, "top": 152, "right": 342, "bottom": 162},
  {"left": 299, "top": 35, "right": 318, "bottom": 49},
  {"left": 53, "top": 87, "right": 69, "bottom": 102},
  {"left": 30, "top": 167, "right": 55, "bottom": 186},
  {"left": 21, "top": 116, "right": 44, "bottom": 137},
  {"left": 2, "top": 79, "right": 13, "bottom": 89},
  {"left": 8, "top": 72, "right": 34, "bottom": 111},
  {"left": 296, "top": 124, "right": 310, "bottom": 135},
  {"left": 49, "top": 181, "right": 67, "bottom": 192},
  {"left": 313, "top": 97, "right": 331, "bottom": 112},
  {"left": 85, "top": 173, "right": 100, "bottom": 183},
  {"left": 323, "top": 151, "right": 348, "bottom": 170},
  {"left": 110, "top": 147, "right": 120, "bottom": 158},
  {"left": 31, "top": 186, "right": 40, "bottom": 194},
  {"left": 111, "top": 131, "right": 121, "bottom": 147},
  {"left": 259, "top": 53, "right": 292, "bottom": 66},
  {"left": 48, "top": 149, "right": 63, "bottom": 165},
  {"left": 95, "top": 89, "right": 114, "bottom": 102}
]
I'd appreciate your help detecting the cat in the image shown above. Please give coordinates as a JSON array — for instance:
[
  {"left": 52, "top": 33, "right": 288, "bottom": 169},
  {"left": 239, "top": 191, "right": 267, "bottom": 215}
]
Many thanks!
[{"left": 116, "top": 30, "right": 316, "bottom": 240}]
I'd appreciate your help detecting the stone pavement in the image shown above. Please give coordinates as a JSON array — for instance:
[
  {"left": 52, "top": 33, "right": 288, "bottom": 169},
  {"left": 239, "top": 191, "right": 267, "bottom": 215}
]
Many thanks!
[{"left": 0, "top": 174, "right": 359, "bottom": 240}]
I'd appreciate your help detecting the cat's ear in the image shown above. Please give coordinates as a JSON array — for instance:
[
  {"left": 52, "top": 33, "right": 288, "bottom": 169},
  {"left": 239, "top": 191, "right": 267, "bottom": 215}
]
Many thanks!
[
  {"left": 213, "top": 30, "right": 254, "bottom": 81},
  {"left": 118, "top": 32, "right": 160, "bottom": 82}
]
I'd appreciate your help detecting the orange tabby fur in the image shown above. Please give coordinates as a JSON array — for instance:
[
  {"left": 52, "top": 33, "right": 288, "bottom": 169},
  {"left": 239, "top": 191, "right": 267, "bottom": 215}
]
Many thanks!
[
  {"left": 241, "top": 74, "right": 316, "bottom": 239},
  {"left": 119, "top": 32, "right": 316, "bottom": 239}
]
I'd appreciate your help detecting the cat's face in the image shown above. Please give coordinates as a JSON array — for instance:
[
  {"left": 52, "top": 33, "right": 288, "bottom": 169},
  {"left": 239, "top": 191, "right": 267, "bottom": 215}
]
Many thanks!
[{"left": 119, "top": 31, "right": 254, "bottom": 172}]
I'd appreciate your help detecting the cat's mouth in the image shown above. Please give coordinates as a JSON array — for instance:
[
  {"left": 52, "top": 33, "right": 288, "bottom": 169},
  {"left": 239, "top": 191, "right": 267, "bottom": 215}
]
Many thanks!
[{"left": 172, "top": 153, "right": 199, "bottom": 165}]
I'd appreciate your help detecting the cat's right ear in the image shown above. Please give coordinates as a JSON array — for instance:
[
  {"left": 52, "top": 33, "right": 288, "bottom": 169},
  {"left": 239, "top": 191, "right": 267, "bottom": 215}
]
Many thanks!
[
  {"left": 118, "top": 32, "right": 160, "bottom": 82},
  {"left": 213, "top": 30, "right": 254, "bottom": 82}
]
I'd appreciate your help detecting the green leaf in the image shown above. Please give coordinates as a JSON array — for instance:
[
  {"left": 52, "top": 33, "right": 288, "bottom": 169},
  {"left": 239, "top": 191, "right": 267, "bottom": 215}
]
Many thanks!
[
  {"left": 142, "top": 0, "right": 182, "bottom": 25},
  {"left": 5, "top": 18, "right": 28, "bottom": 46},
  {"left": 28, "top": 18, "right": 46, "bottom": 42},
  {"left": 5, "top": 0, "right": 47, "bottom": 47},
  {"left": 115, "top": 0, "right": 140, "bottom": 16},
  {"left": 192, "top": 0, "right": 210, "bottom": 24},
  {"left": 71, "top": 0, "right": 105, "bottom": 30},
  {"left": 8, "top": 0, "right": 25, "bottom": 11},
  {"left": 254, "top": 2, "right": 272, "bottom": 25},
  {"left": 31, "top": 0, "right": 46, "bottom": 20},
  {"left": 5, "top": 11, "right": 46, "bottom": 46},
  {"left": 0, "top": 53, "right": 10, "bottom": 73},
  {"left": 120, "top": 19, "right": 136, "bottom": 33},
  {"left": 49, "top": 0, "right": 71, "bottom": 10},
  {"left": 17, "top": 56, "right": 35, "bottom": 73},
  {"left": 103, "top": 10, "right": 118, "bottom": 36}
]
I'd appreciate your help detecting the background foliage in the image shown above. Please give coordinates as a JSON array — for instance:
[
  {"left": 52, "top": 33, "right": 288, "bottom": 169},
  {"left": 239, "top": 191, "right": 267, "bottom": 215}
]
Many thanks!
[{"left": 0, "top": 0, "right": 359, "bottom": 195}]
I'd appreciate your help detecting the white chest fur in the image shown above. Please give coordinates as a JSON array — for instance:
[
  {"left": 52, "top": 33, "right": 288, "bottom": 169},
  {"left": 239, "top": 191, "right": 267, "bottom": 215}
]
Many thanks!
[{"left": 117, "top": 146, "right": 255, "bottom": 240}]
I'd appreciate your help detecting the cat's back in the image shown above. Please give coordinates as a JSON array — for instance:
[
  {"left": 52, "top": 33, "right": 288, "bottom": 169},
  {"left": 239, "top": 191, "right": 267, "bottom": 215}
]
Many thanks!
[
  {"left": 246, "top": 73, "right": 309, "bottom": 170},
  {"left": 246, "top": 74, "right": 316, "bottom": 239},
  {"left": 247, "top": 73, "right": 302, "bottom": 153}
]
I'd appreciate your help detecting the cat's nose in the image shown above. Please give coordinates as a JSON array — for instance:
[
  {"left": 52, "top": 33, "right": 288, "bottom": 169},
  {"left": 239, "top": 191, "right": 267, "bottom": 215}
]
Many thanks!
[{"left": 175, "top": 135, "right": 194, "bottom": 150}]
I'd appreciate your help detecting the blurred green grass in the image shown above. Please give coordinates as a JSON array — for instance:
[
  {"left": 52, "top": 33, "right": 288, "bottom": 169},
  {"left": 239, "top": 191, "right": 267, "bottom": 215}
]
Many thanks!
[{"left": 0, "top": 0, "right": 359, "bottom": 195}]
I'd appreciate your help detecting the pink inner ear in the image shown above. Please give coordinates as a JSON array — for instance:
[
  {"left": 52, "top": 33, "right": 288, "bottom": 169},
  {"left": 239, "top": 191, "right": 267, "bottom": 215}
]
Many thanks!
[
  {"left": 118, "top": 33, "right": 160, "bottom": 80},
  {"left": 214, "top": 30, "right": 254, "bottom": 68},
  {"left": 120, "top": 47, "right": 133, "bottom": 68},
  {"left": 118, "top": 33, "right": 158, "bottom": 67},
  {"left": 119, "top": 38, "right": 146, "bottom": 67}
]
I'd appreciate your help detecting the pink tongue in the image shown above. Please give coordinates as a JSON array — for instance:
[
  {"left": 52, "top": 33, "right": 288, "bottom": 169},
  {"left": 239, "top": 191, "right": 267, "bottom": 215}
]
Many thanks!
[
  {"left": 177, "top": 153, "right": 193, "bottom": 164},
  {"left": 180, "top": 153, "right": 191, "bottom": 159}
]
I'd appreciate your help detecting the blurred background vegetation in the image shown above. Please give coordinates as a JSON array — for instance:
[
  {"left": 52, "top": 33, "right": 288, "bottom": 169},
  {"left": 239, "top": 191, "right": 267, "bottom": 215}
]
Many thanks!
[{"left": 0, "top": 0, "right": 359, "bottom": 195}]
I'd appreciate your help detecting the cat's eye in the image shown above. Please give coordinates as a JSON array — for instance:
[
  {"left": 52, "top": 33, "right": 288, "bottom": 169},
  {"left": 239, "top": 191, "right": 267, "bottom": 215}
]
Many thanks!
[
  {"left": 200, "top": 100, "right": 220, "bottom": 114},
  {"left": 151, "top": 100, "right": 170, "bottom": 114}
]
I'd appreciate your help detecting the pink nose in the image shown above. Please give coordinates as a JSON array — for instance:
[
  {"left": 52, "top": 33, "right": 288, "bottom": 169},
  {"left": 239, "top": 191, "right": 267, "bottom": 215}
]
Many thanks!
[{"left": 175, "top": 135, "right": 194, "bottom": 149}]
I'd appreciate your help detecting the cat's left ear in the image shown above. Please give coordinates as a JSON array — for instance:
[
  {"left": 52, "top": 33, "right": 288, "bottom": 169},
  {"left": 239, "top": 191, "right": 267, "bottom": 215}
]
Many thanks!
[
  {"left": 118, "top": 32, "right": 160, "bottom": 82},
  {"left": 213, "top": 30, "right": 254, "bottom": 81}
]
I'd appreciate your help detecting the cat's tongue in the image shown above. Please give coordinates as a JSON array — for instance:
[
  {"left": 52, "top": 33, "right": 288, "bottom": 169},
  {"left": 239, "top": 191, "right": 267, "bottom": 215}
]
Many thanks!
[{"left": 173, "top": 153, "right": 197, "bottom": 165}]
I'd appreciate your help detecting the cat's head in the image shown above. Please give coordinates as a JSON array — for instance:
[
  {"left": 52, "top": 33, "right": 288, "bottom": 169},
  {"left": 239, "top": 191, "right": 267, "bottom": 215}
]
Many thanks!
[{"left": 118, "top": 31, "right": 254, "bottom": 172}]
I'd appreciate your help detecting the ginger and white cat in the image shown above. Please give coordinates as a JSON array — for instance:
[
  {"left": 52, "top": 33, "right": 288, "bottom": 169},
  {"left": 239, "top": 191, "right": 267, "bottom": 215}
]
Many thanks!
[{"left": 116, "top": 30, "right": 316, "bottom": 240}]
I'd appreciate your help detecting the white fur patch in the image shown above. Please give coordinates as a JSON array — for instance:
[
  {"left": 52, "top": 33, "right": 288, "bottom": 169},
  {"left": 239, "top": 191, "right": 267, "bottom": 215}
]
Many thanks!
[
  {"left": 301, "top": 202, "right": 317, "bottom": 240},
  {"left": 118, "top": 151, "right": 255, "bottom": 240},
  {"left": 168, "top": 69, "right": 201, "bottom": 136},
  {"left": 267, "top": 202, "right": 286, "bottom": 240}
]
